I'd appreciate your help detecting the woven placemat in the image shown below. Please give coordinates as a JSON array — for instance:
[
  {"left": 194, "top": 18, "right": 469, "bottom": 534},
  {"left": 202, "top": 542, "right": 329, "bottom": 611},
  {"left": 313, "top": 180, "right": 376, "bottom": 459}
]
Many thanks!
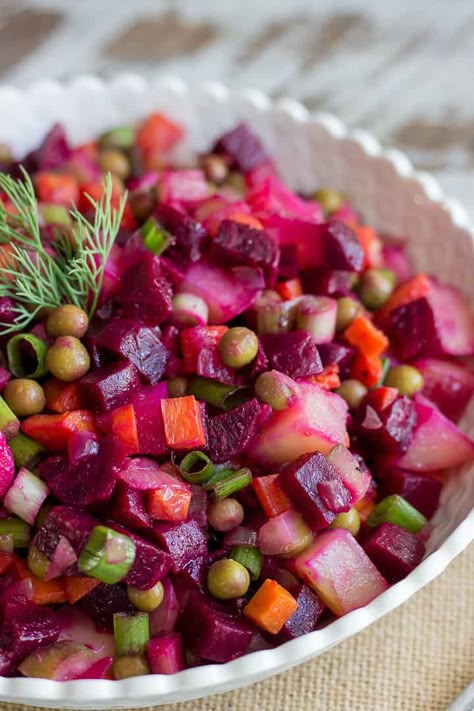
[{"left": 1, "top": 543, "right": 472, "bottom": 711}]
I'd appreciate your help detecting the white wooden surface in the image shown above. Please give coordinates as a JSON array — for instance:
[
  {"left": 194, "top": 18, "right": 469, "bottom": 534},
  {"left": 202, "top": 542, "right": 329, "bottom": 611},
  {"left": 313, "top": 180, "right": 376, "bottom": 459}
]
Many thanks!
[{"left": 0, "top": 0, "right": 473, "bottom": 214}]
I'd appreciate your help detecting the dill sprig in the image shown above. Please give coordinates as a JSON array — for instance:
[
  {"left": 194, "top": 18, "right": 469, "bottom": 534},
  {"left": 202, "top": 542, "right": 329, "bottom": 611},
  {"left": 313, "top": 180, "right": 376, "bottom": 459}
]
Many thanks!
[{"left": 0, "top": 169, "right": 126, "bottom": 335}]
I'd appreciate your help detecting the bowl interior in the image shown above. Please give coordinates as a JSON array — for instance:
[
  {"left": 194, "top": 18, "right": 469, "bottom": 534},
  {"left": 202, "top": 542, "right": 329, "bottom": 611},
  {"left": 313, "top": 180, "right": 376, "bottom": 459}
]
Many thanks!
[{"left": 0, "top": 76, "right": 472, "bottom": 707}]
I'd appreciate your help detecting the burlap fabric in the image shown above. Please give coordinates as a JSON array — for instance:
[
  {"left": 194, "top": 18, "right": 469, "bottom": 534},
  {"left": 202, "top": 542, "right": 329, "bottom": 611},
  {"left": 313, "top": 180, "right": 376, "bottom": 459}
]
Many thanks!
[{"left": 1, "top": 544, "right": 472, "bottom": 711}]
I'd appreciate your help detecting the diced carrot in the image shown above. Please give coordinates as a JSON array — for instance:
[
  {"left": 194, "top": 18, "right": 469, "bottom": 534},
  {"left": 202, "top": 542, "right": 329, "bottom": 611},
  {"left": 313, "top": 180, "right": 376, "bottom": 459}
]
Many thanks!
[
  {"left": 63, "top": 576, "right": 100, "bottom": 604},
  {"left": 0, "top": 244, "right": 16, "bottom": 281},
  {"left": 160, "top": 396, "right": 206, "bottom": 450},
  {"left": 354, "top": 225, "right": 383, "bottom": 269},
  {"left": 227, "top": 213, "right": 264, "bottom": 230},
  {"left": 378, "top": 273, "right": 431, "bottom": 322},
  {"left": 310, "top": 363, "right": 341, "bottom": 390},
  {"left": 276, "top": 278, "right": 303, "bottom": 301},
  {"left": 368, "top": 386, "right": 398, "bottom": 411},
  {"left": 11, "top": 557, "right": 66, "bottom": 605},
  {"left": 79, "top": 181, "right": 137, "bottom": 230},
  {"left": 136, "top": 113, "right": 184, "bottom": 159},
  {"left": 243, "top": 579, "right": 298, "bottom": 634},
  {"left": 21, "top": 410, "right": 97, "bottom": 451},
  {"left": 252, "top": 475, "right": 293, "bottom": 518},
  {"left": 355, "top": 494, "right": 377, "bottom": 524},
  {"left": 36, "top": 172, "right": 79, "bottom": 206},
  {"left": 0, "top": 551, "right": 12, "bottom": 575},
  {"left": 96, "top": 404, "right": 139, "bottom": 455},
  {"left": 351, "top": 353, "right": 383, "bottom": 389},
  {"left": 344, "top": 315, "right": 388, "bottom": 360},
  {"left": 44, "top": 378, "right": 81, "bottom": 413}
]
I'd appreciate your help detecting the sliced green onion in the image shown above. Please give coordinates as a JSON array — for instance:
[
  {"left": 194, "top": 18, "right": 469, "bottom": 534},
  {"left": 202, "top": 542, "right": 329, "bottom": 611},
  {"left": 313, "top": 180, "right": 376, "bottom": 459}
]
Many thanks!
[
  {"left": 187, "top": 376, "right": 250, "bottom": 411},
  {"left": 141, "top": 218, "right": 172, "bottom": 256},
  {"left": 257, "top": 300, "right": 298, "bottom": 335},
  {"left": 99, "top": 126, "right": 135, "bottom": 151},
  {"left": 0, "top": 396, "right": 19, "bottom": 439},
  {"left": 0, "top": 517, "right": 30, "bottom": 548},
  {"left": 209, "top": 467, "right": 253, "bottom": 500},
  {"left": 78, "top": 526, "right": 136, "bottom": 584},
  {"left": 367, "top": 494, "right": 427, "bottom": 534},
  {"left": 230, "top": 545, "right": 263, "bottom": 581},
  {"left": 373, "top": 357, "right": 391, "bottom": 389},
  {"left": 8, "top": 433, "right": 45, "bottom": 469},
  {"left": 203, "top": 466, "right": 238, "bottom": 490},
  {"left": 113, "top": 612, "right": 150, "bottom": 657},
  {"left": 179, "top": 450, "right": 214, "bottom": 484},
  {"left": 7, "top": 333, "right": 48, "bottom": 378}
]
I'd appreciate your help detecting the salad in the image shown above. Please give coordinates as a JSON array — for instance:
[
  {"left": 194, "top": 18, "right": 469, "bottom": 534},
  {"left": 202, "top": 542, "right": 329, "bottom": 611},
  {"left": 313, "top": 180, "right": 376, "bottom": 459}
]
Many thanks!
[{"left": 0, "top": 114, "right": 472, "bottom": 680}]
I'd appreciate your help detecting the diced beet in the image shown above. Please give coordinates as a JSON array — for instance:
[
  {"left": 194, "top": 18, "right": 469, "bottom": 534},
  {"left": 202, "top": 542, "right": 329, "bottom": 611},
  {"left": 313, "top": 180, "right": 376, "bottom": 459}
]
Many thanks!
[
  {"left": 249, "top": 179, "right": 322, "bottom": 222},
  {"left": 33, "top": 506, "right": 97, "bottom": 560},
  {"left": 38, "top": 436, "right": 125, "bottom": 510},
  {"left": 354, "top": 395, "right": 417, "bottom": 455},
  {"left": 3, "top": 604, "right": 60, "bottom": 670},
  {"left": 295, "top": 529, "right": 388, "bottom": 616},
  {"left": 381, "top": 243, "right": 413, "bottom": 284},
  {"left": 188, "top": 484, "right": 208, "bottom": 528},
  {"left": 117, "top": 252, "right": 173, "bottom": 326},
  {"left": 211, "top": 219, "right": 279, "bottom": 285},
  {"left": 111, "top": 484, "right": 154, "bottom": 533},
  {"left": 179, "top": 259, "right": 263, "bottom": 324},
  {"left": 28, "top": 124, "right": 71, "bottom": 171},
  {"left": 275, "top": 584, "right": 324, "bottom": 643},
  {"left": 302, "top": 267, "right": 355, "bottom": 298},
  {"left": 326, "top": 444, "right": 372, "bottom": 505},
  {"left": 147, "top": 633, "right": 186, "bottom": 674},
  {"left": 396, "top": 394, "right": 474, "bottom": 472},
  {"left": 249, "top": 382, "right": 349, "bottom": 468},
  {"left": 384, "top": 281, "right": 474, "bottom": 360},
  {"left": 317, "top": 341, "right": 356, "bottom": 378},
  {"left": 317, "top": 478, "right": 352, "bottom": 514},
  {"left": 207, "top": 399, "right": 261, "bottom": 462},
  {"left": 180, "top": 326, "right": 235, "bottom": 384},
  {"left": 178, "top": 591, "right": 253, "bottom": 663},
  {"left": 278, "top": 244, "right": 299, "bottom": 279},
  {"left": 154, "top": 203, "right": 208, "bottom": 267},
  {"left": 413, "top": 358, "right": 474, "bottom": 422},
  {"left": 279, "top": 452, "right": 350, "bottom": 529},
  {"left": 94, "top": 319, "right": 169, "bottom": 385},
  {"left": 0, "top": 431, "right": 15, "bottom": 498},
  {"left": 323, "top": 220, "right": 364, "bottom": 272},
  {"left": 130, "top": 382, "right": 169, "bottom": 456},
  {"left": 67, "top": 430, "right": 99, "bottom": 465},
  {"left": 79, "top": 360, "right": 141, "bottom": 412},
  {"left": 149, "top": 579, "right": 179, "bottom": 636},
  {"left": 107, "top": 523, "right": 172, "bottom": 590},
  {"left": 363, "top": 522, "right": 425, "bottom": 582},
  {"left": 80, "top": 583, "right": 133, "bottom": 631},
  {"left": 153, "top": 519, "right": 207, "bottom": 585},
  {"left": 376, "top": 468, "right": 442, "bottom": 519},
  {"left": 262, "top": 331, "right": 323, "bottom": 379},
  {"left": 264, "top": 214, "right": 325, "bottom": 270},
  {"left": 213, "top": 122, "right": 268, "bottom": 172}
]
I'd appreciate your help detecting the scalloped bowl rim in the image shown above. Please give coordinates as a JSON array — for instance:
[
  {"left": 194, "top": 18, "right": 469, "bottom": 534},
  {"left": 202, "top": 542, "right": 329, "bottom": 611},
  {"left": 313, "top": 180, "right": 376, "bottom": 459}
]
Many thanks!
[{"left": 0, "top": 74, "right": 472, "bottom": 708}]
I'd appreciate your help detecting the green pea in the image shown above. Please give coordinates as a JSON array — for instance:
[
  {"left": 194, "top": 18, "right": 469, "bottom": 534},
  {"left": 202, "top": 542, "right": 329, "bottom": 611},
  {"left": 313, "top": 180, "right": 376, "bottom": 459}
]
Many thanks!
[
  {"left": 46, "top": 304, "right": 89, "bottom": 339},
  {"left": 99, "top": 126, "right": 135, "bottom": 151},
  {"left": 359, "top": 269, "right": 396, "bottom": 310},
  {"left": 46, "top": 336, "right": 90, "bottom": 382},
  {"left": 4, "top": 379, "right": 46, "bottom": 417},
  {"left": 207, "top": 559, "right": 250, "bottom": 600},
  {"left": 255, "top": 370, "right": 300, "bottom": 410},
  {"left": 385, "top": 365, "right": 424, "bottom": 396},
  {"left": 314, "top": 188, "right": 343, "bottom": 215},
  {"left": 219, "top": 327, "right": 259, "bottom": 369},
  {"left": 336, "top": 297, "right": 361, "bottom": 332},
  {"left": 329, "top": 508, "right": 360, "bottom": 536},
  {"left": 127, "top": 582, "right": 164, "bottom": 612},
  {"left": 336, "top": 379, "right": 368, "bottom": 409}
]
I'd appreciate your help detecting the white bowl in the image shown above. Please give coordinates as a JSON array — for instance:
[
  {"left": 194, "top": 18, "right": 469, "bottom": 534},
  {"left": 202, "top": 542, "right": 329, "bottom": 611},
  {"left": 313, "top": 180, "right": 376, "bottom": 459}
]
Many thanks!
[{"left": 0, "top": 75, "right": 472, "bottom": 709}]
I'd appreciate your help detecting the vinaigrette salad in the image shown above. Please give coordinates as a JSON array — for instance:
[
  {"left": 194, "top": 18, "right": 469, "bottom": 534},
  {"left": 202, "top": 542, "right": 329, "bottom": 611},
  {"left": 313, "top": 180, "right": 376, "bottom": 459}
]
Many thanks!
[{"left": 0, "top": 115, "right": 472, "bottom": 680}]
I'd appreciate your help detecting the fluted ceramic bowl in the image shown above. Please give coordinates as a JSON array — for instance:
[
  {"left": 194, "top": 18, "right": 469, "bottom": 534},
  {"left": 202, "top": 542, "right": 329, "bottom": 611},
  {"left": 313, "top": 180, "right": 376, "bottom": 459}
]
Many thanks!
[{"left": 0, "top": 75, "right": 472, "bottom": 709}]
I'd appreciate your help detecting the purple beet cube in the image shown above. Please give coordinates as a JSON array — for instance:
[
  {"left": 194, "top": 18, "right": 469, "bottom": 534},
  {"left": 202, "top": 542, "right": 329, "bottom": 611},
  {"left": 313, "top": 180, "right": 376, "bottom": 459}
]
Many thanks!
[
  {"left": 378, "top": 468, "right": 442, "bottom": 519},
  {"left": 111, "top": 484, "right": 154, "bottom": 533},
  {"left": 279, "top": 452, "right": 351, "bottom": 530},
  {"left": 207, "top": 398, "right": 261, "bottom": 462},
  {"left": 130, "top": 382, "right": 169, "bottom": 456},
  {"left": 94, "top": 318, "right": 169, "bottom": 385},
  {"left": 178, "top": 591, "right": 253, "bottom": 663},
  {"left": 153, "top": 519, "right": 207, "bottom": 585},
  {"left": 275, "top": 584, "right": 324, "bottom": 643},
  {"left": 387, "top": 298, "right": 437, "bottom": 361},
  {"left": 302, "top": 267, "right": 355, "bottom": 298},
  {"left": 261, "top": 331, "right": 323, "bottom": 379},
  {"left": 355, "top": 395, "right": 417, "bottom": 455},
  {"left": 147, "top": 632, "right": 186, "bottom": 674},
  {"left": 33, "top": 505, "right": 96, "bottom": 560},
  {"left": 154, "top": 203, "right": 208, "bottom": 268},
  {"left": 318, "top": 340, "right": 356, "bottom": 378},
  {"left": 213, "top": 122, "right": 269, "bottom": 172},
  {"left": 117, "top": 252, "right": 173, "bottom": 326},
  {"left": 7, "top": 605, "right": 60, "bottom": 667},
  {"left": 79, "top": 360, "right": 141, "bottom": 412},
  {"left": 28, "top": 123, "right": 71, "bottom": 171},
  {"left": 323, "top": 220, "right": 364, "bottom": 272},
  {"left": 363, "top": 522, "right": 425, "bottom": 583},
  {"left": 108, "top": 523, "right": 172, "bottom": 590},
  {"left": 80, "top": 583, "right": 134, "bottom": 631},
  {"left": 211, "top": 219, "right": 279, "bottom": 285}
]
